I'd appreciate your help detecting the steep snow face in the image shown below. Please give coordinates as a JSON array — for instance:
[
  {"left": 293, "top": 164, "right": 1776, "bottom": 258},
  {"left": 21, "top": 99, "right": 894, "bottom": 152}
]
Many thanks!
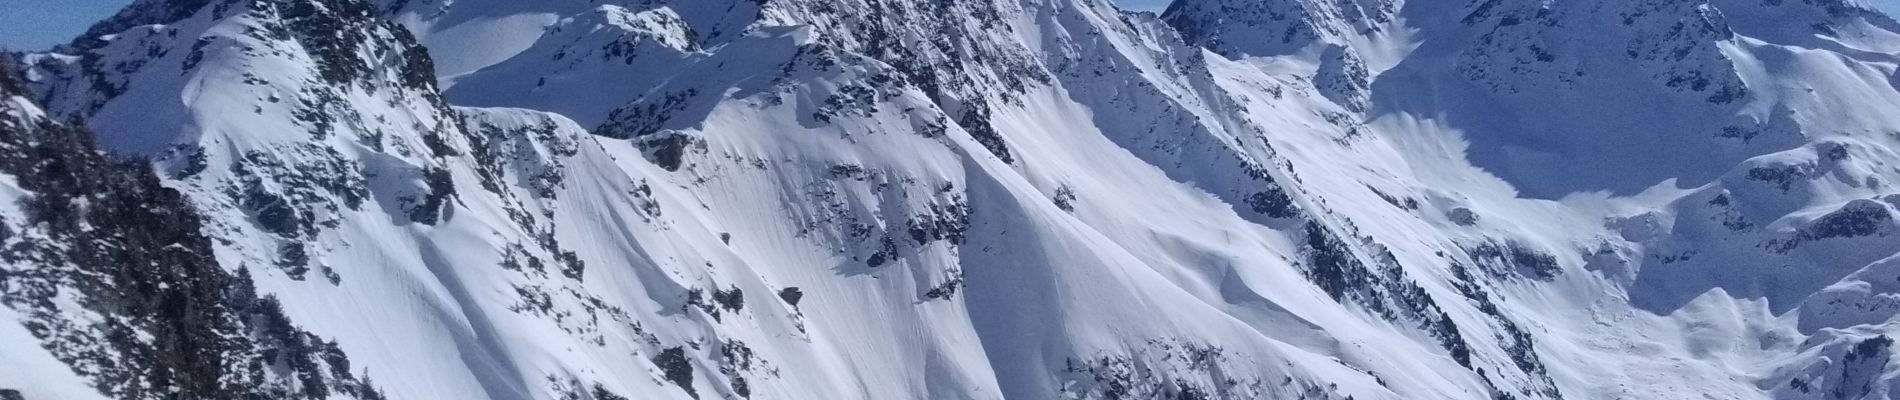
[
  {"left": 12, "top": 0, "right": 1900, "bottom": 399},
  {"left": 372, "top": 0, "right": 585, "bottom": 80},
  {"left": 444, "top": 4, "right": 701, "bottom": 126}
]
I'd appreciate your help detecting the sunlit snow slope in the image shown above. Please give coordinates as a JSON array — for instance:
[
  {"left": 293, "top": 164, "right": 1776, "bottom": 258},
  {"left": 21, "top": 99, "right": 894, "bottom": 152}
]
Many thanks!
[{"left": 7, "top": 0, "right": 1900, "bottom": 399}]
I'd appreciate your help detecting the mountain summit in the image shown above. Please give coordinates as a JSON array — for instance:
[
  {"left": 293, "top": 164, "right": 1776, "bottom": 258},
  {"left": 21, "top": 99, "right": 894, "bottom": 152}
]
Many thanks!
[{"left": 7, "top": 0, "right": 1900, "bottom": 399}]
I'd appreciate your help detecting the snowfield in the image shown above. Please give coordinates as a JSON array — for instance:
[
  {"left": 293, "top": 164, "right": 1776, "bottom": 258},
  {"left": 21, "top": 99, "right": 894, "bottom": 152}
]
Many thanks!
[{"left": 5, "top": 0, "right": 1900, "bottom": 399}]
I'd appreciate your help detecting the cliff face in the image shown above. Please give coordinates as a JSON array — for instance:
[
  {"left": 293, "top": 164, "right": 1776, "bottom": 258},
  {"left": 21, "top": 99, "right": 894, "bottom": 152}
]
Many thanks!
[{"left": 7, "top": 0, "right": 1900, "bottom": 399}]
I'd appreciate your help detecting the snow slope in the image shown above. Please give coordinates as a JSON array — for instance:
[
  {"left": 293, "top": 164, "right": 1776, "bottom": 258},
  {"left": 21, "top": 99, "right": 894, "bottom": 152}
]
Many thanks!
[{"left": 6, "top": 0, "right": 1900, "bottom": 399}]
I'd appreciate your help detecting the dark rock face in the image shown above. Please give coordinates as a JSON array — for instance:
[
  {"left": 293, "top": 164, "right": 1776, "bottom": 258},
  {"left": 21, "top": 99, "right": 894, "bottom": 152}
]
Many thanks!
[
  {"left": 652, "top": 346, "right": 697, "bottom": 399},
  {"left": 1296, "top": 218, "right": 1563, "bottom": 397},
  {"left": 1799, "top": 200, "right": 1893, "bottom": 242},
  {"left": 777, "top": 287, "right": 803, "bottom": 306},
  {"left": 1765, "top": 199, "right": 1897, "bottom": 253},
  {"left": 1782, "top": 334, "right": 1895, "bottom": 399},
  {"left": 0, "top": 62, "right": 382, "bottom": 399},
  {"left": 1246, "top": 187, "right": 1298, "bottom": 218},
  {"left": 1463, "top": 239, "right": 1562, "bottom": 280}
]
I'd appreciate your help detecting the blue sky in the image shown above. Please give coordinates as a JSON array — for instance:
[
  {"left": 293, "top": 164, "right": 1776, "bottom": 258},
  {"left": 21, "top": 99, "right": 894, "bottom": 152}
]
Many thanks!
[
  {"left": 0, "top": 0, "right": 129, "bottom": 50},
  {"left": 0, "top": 0, "right": 1895, "bottom": 50}
]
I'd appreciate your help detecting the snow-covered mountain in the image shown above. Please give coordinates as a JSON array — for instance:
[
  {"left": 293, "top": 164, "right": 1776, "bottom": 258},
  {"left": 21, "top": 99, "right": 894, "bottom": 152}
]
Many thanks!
[{"left": 5, "top": 0, "right": 1900, "bottom": 398}]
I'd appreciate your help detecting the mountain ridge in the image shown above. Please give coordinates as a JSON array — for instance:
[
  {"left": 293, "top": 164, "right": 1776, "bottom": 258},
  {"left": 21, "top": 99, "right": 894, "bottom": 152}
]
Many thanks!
[{"left": 4, "top": 0, "right": 1900, "bottom": 399}]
